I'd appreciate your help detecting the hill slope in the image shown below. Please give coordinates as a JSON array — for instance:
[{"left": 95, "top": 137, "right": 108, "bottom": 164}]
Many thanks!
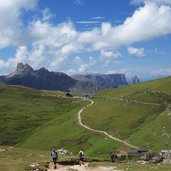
[
  {"left": 0, "top": 84, "right": 121, "bottom": 157},
  {"left": 81, "top": 76, "right": 171, "bottom": 151}
]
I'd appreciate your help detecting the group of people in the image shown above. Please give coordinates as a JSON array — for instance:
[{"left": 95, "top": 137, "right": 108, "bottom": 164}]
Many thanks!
[
  {"left": 51, "top": 148, "right": 85, "bottom": 169},
  {"left": 51, "top": 148, "right": 117, "bottom": 169}
]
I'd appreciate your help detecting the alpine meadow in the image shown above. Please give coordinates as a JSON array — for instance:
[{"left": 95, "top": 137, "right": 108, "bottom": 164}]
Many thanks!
[{"left": 1, "top": 0, "right": 171, "bottom": 171}]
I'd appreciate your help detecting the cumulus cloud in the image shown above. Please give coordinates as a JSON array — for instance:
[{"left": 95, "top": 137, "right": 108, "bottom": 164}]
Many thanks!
[
  {"left": 0, "top": 0, "right": 171, "bottom": 74},
  {"left": 127, "top": 47, "right": 145, "bottom": 57},
  {"left": 76, "top": 1, "right": 171, "bottom": 51},
  {"left": 0, "top": 46, "right": 28, "bottom": 70},
  {"left": 73, "top": 56, "right": 96, "bottom": 73},
  {"left": 132, "top": 0, "right": 171, "bottom": 5},
  {"left": 101, "top": 50, "right": 121, "bottom": 59},
  {"left": 0, "top": 0, "right": 37, "bottom": 49},
  {"left": 100, "top": 50, "right": 121, "bottom": 66}
]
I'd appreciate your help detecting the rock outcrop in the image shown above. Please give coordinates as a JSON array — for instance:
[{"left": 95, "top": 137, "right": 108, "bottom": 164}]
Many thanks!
[
  {"left": 72, "top": 73, "right": 127, "bottom": 88},
  {"left": 130, "top": 76, "right": 140, "bottom": 85}
]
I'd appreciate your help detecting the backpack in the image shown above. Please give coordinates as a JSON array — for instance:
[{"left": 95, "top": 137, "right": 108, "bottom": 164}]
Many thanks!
[
  {"left": 51, "top": 150, "right": 58, "bottom": 158},
  {"left": 79, "top": 151, "right": 84, "bottom": 158}
]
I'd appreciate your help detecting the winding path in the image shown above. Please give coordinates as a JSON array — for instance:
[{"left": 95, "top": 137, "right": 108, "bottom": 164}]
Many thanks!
[
  {"left": 78, "top": 99, "right": 139, "bottom": 149},
  {"left": 112, "top": 97, "right": 163, "bottom": 107}
]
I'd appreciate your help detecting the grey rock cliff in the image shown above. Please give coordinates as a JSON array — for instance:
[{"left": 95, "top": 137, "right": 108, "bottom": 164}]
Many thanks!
[
  {"left": 72, "top": 73, "right": 127, "bottom": 88},
  {"left": 130, "top": 76, "right": 140, "bottom": 85}
]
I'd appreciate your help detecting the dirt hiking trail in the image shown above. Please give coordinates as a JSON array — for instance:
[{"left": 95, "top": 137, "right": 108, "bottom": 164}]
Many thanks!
[
  {"left": 48, "top": 162, "right": 123, "bottom": 171},
  {"left": 78, "top": 99, "right": 138, "bottom": 149}
]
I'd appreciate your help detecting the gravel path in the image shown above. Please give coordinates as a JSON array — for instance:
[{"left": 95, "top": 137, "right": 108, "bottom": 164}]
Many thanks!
[
  {"left": 78, "top": 99, "right": 138, "bottom": 149},
  {"left": 48, "top": 162, "right": 123, "bottom": 171}
]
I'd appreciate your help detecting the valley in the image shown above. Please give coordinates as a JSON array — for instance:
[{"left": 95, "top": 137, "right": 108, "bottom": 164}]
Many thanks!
[{"left": 1, "top": 76, "right": 171, "bottom": 170}]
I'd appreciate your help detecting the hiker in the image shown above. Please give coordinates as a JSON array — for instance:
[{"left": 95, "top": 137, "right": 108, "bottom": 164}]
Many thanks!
[
  {"left": 79, "top": 149, "right": 85, "bottom": 166},
  {"left": 51, "top": 148, "right": 58, "bottom": 169},
  {"left": 110, "top": 152, "right": 116, "bottom": 162}
]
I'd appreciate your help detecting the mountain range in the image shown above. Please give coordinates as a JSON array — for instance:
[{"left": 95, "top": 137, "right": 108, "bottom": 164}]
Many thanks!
[
  {"left": 72, "top": 73, "right": 127, "bottom": 88},
  {"left": 0, "top": 63, "right": 133, "bottom": 94}
]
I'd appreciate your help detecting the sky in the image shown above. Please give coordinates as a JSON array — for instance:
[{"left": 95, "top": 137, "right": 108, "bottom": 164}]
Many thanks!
[{"left": 0, "top": 0, "right": 171, "bottom": 80}]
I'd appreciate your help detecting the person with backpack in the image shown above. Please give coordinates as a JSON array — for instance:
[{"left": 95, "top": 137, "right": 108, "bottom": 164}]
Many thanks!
[
  {"left": 79, "top": 149, "right": 84, "bottom": 166},
  {"left": 51, "top": 148, "right": 58, "bottom": 169},
  {"left": 110, "top": 152, "right": 117, "bottom": 162}
]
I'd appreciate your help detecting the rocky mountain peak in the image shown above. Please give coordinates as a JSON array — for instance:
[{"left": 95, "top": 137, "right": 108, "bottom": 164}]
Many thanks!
[
  {"left": 38, "top": 67, "right": 49, "bottom": 73},
  {"left": 130, "top": 76, "right": 140, "bottom": 84},
  {"left": 15, "top": 63, "right": 34, "bottom": 74}
]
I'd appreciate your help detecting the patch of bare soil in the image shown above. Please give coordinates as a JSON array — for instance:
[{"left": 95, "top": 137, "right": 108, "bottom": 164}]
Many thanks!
[{"left": 48, "top": 162, "right": 123, "bottom": 171}]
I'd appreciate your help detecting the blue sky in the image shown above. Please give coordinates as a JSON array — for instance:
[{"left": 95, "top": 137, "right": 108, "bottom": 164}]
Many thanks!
[{"left": 0, "top": 0, "right": 171, "bottom": 80}]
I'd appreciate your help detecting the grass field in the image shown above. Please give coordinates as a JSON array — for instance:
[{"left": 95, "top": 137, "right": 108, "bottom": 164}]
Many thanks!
[
  {"left": 1, "top": 77, "right": 171, "bottom": 170},
  {"left": 82, "top": 76, "right": 171, "bottom": 151},
  {"left": 0, "top": 146, "right": 49, "bottom": 171},
  {"left": 0, "top": 84, "right": 121, "bottom": 158},
  {"left": 0, "top": 84, "right": 84, "bottom": 146}
]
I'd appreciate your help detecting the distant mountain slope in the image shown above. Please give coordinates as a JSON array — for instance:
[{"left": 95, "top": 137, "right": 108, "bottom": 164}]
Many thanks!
[
  {"left": 72, "top": 73, "right": 127, "bottom": 88},
  {"left": 128, "top": 75, "right": 140, "bottom": 85},
  {"left": 81, "top": 76, "right": 171, "bottom": 151},
  {"left": 1, "top": 63, "right": 76, "bottom": 92},
  {"left": 0, "top": 63, "right": 110, "bottom": 94}
]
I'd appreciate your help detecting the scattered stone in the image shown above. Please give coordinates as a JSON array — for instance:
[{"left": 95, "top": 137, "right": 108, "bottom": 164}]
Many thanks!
[
  {"left": 152, "top": 155, "right": 163, "bottom": 163},
  {"left": 57, "top": 149, "right": 72, "bottom": 156},
  {"left": 162, "top": 133, "right": 170, "bottom": 138},
  {"left": 29, "top": 163, "right": 41, "bottom": 171},
  {"left": 0, "top": 149, "right": 6, "bottom": 153}
]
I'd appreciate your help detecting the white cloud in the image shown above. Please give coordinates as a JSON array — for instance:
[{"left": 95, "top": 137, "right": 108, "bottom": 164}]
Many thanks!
[
  {"left": 101, "top": 23, "right": 112, "bottom": 35},
  {"left": 100, "top": 50, "right": 121, "bottom": 66},
  {"left": 127, "top": 47, "right": 145, "bottom": 57},
  {"left": 101, "top": 50, "right": 121, "bottom": 59},
  {"left": 76, "top": 21, "right": 100, "bottom": 24},
  {"left": 78, "top": 1, "right": 171, "bottom": 50},
  {"left": 132, "top": 0, "right": 171, "bottom": 5},
  {"left": 0, "top": 0, "right": 171, "bottom": 75},
  {"left": 0, "top": 0, "right": 37, "bottom": 49},
  {"left": 92, "top": 16, "right": 104, "bottom": 20},
  {"left": 0, "top": 60, "right": 7, "bottom": 68},
  {"left": 0, "top": 46, "right": 28, "bottom": 70},
  {"left": 73, "top": 56, "right": 96, "bottom": 73},
  {"left": 78, "top": 63, "right": 89, "bottom": 73},
  {"left": 68, "top": 69, "right": 76, "bottom": 75},
  {"left": 61, "top": 44, "right": 79, "bottom": 57},
  {"left": 28, "top": 20, "right": 80, "bottom": 68}
]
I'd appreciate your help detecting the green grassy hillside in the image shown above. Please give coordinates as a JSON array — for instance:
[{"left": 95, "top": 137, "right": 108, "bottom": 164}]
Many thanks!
[
  {"left": 0, "top": 84, "right": 81, "bottom": 146},
  {"left": 0, "top": 84, "right": 120, "bottom": 157},
  {"left": 82, "top": 76, "right": 171, "bottom": 151}
]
